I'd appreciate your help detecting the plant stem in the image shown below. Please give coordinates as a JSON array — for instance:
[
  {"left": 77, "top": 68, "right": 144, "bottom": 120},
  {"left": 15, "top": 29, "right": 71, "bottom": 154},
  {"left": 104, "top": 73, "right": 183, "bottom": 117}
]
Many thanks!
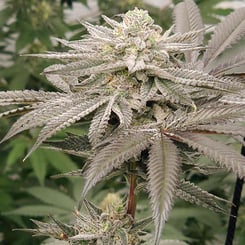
[
  {"left": 225, "top": 177, "right": 244, "bottom": 245},
  {"left": 126, "top": 161, "right": 137, "bottom": 219},
  {"left": 225, "top": 139, "right": 245, "bottom": 245}
]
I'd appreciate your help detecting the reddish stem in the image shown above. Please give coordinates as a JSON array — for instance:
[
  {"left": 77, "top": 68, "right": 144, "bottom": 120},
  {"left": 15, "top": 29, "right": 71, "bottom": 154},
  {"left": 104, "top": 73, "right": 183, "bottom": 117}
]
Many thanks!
[{"left": 126, "top": 162, "right": 137, "bottom": 219}]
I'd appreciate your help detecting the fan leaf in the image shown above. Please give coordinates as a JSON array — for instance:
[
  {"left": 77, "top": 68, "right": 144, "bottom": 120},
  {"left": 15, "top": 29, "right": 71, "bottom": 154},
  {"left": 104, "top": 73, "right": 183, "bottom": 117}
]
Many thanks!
[
  {"left": 0, "top": 90, "right": 63, "bottom": 105},
  {"left": 147, "top": 135, "right": 180, "bottom": 245},
  {"left": 173, "top": 0, "right": 204, "bottom": 62},
  {"left": 1, "top": 96, "right": 76, "bottom": 144},
  {"left": 209, "top": 52, "right": 245, "bottom": 76},
  {"left": 182, "top": 105, "right": 245, "bottom": 128},
  {"left": 147, "top": 66, "right": 239, "bottom": 92},
  {"left": 192, "top": 123, "right": 245, "bottom": 137},
  {"left": 24, "top": 97, "right": 109, "bottom": 159},
  {"left": 203, "top": 7, "right": 245, "bottom": 67},
  {"left": 82, "top": 129, "right": 155, "bottom": 201},
  {"left": 44, "top": 60, "right": 126, "bottom": 77},
  {"left": 176, "top": 179, "right": 230, "bottom": 213},
  {"left": 175, "top": 132, "right": 245, "bottom": 178}
]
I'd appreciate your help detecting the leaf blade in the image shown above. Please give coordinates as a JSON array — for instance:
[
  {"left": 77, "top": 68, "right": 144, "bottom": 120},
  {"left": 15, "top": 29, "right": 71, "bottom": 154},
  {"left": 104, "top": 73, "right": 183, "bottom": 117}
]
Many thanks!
[
  {"left": 175, "top": 132, "right": 245, "bottom": 178},
  {"left": 203, "top": 7, "right": 245, "bottom": 67},
  {"left": 82, "top": 129, "right": 154, "bottom": 201},
  {"left": 147, "top": 136, "right": 180, "bottom": 245}
]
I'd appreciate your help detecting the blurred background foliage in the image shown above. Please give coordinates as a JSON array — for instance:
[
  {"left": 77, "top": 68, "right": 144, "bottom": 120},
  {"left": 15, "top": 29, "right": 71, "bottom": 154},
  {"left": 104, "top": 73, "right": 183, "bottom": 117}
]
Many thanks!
[{"left": 0, "top": 0, "right": 244, "bottom": 244}]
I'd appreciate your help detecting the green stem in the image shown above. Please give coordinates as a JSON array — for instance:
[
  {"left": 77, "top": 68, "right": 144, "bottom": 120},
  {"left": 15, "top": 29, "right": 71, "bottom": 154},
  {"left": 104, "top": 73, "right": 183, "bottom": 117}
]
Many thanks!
[{"left": 126, "top": 161, "right": 137, "bottom": 219}]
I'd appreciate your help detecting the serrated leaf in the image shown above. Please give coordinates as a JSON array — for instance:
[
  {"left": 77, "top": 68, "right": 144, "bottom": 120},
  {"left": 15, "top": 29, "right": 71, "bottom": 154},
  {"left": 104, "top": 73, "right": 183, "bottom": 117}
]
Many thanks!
[
  {"left": 0, "top": 105, "right": 33, "bottom": 119},
  {"left": 25, "top": 52, "right": 94, "bottom": 61},
  {"left": 0, "top": 90, "right": 62, "bottom": 106},
  {"left": 220, "top": 91, "right": 245, "bottom": 105},
  {"left": 209, "top": 52, "right": 245, "bottom": 76},
  {"left": 82, "top": 129, "right": 155, "bottom": 202},
  {"left": 193, "top": 123, "right": 245, "bottom": 137},
  {"left": 147, "top": 136, "right": 180, "bottom": 245},
  {"left": 176, "top": 179, "right": 229, "bottom": 214},
  {"left": 146, "top": 65, "right": 241, "bottom": 92},
  {"left": 173, "top": 0, "right": 204, "bottom": 62},
  {"left": 203, "top": 7, "right": 245, "bottom": 67},
  {"left": 163, "top": 67, "right": 240, "bottom": 92},
  {"left": 1, "top": 95, "right": 73, "bottom": 144},
  {"left": 24, "top": 97, "right": 109, "bottom": 159},
  {"left": 175, "top": 132, "right": 245, "bottom": 178},
  {"left": 44, "top": 60, "right": 126, "bottom": 77},
  {"left": 182, "top": 104, "right": 245, "bottom": 127}
]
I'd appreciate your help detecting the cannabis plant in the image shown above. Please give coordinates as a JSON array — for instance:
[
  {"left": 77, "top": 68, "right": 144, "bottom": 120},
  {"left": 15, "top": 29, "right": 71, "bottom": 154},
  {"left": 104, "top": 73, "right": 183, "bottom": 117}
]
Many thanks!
[{"left": 1, "top": 0, "right": 245, "bottom": 244}]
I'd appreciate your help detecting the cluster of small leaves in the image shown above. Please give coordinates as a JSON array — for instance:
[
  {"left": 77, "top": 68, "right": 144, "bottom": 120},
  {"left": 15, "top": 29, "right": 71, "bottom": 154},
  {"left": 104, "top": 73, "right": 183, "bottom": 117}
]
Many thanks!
[
  {"left": 23, "top": 198, "right": 152, "bottom": 245},
  {"left": 0, "top": 0, "right": 245, "bottom": 244},
  {"left": 23, "top": 196, "right": 190, "bottom": 245}
]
